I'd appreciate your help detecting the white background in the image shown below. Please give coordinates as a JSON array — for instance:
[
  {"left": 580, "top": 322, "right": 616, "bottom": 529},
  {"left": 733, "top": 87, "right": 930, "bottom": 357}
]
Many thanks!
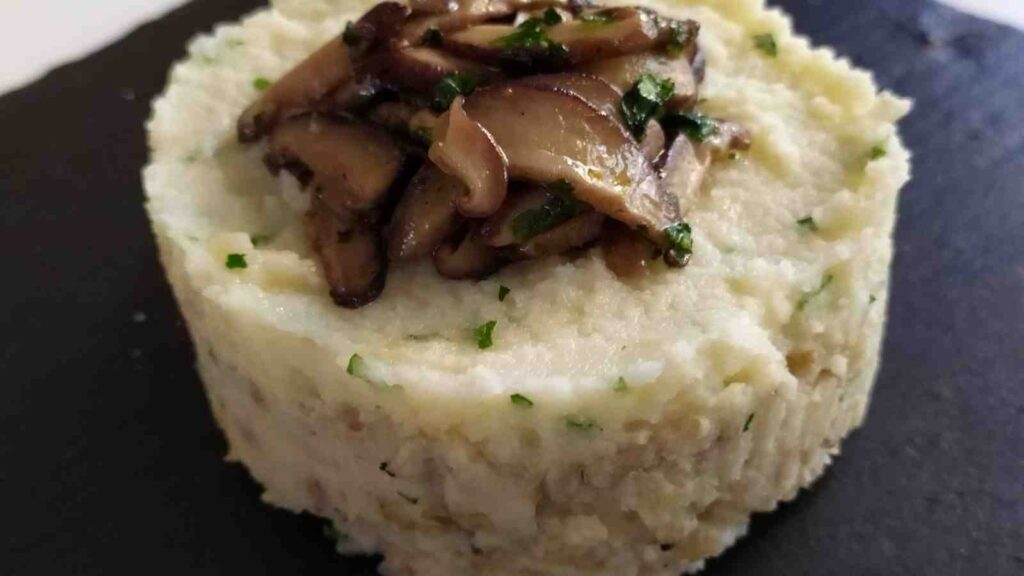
[{"left": 0, "top": 0, "right": 1022, "bottom": 95}]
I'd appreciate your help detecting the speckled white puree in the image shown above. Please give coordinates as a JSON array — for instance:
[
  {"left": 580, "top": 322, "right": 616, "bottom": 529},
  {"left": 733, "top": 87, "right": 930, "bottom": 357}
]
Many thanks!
[{"left": 143, "top": 1, "right": 911, "bottom": 574}]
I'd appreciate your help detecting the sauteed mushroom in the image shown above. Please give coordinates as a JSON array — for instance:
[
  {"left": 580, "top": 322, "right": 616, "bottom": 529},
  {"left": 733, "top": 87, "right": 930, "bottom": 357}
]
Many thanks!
[
  {"left": 307, "top": 200, "right": 388, "bottom": 308},
  {"left": 388, "top": 164, "right": 466, "bottom": 260}
]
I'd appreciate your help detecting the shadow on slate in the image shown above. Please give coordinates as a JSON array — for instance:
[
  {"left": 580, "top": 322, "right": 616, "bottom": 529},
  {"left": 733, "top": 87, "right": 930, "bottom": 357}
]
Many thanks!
[{"left": 0, "top": 0, "right": 1020, "bottom": 574}]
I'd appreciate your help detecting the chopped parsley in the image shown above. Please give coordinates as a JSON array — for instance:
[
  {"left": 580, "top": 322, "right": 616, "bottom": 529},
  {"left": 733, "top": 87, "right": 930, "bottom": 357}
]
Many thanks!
[
  {"left": 613, "top": 377, "right": 629, "bottom": 393},
  {"left": 474, "top": 320, "right": 497, "bottom": 350},
  {"left": 250, "top": 234, "right": 271, "bottom": 247},
  {"left": 664, "top": 222, "right": 694, "bottom": 264},
  {"left": 661, "top": 110, "right": 719, "bottom": 143},
  {"left": 511, "top": 393, "right": 534, "bottom": 408},
  {"left": 797, "top": 274, "right": 834, "bottom": 310},
  {"left": 796, "top": 216, "right": 819, "bottom": 232},
  {"left": 225, "top": 253, "right": 247, "bottom": 270},
  {"left": 347, "top": 353, "right": 367, "bottom": 378},
  {"left": 621, "top": 74, "right": 675, "bottom": 139},
  {"left": 665, "top": 20, "right": 696, "bottom": 57},
  {"left": 498, "top": 285, "right": 511, "bottom": 302},
  {"left": 753, "top": 33, "right": 778, "bottom": 57},
  {"left": 252, "top": 77, "right": 272, "bottom": 91},
  {"left": 580, "top": 12, "right": 615, "bottom": 25},
  {"left": 566, "top": 415, "right": 600, "bottom": 433},
  {"left": 342, "top": 22, "right": 359, "bottom": 46},
  {"left": 869, "top": 294, "right": 878, "bottom": 305},
  {"left": 432, "top": 72, "right": 479, "bottom": 111},
  {"left": 511, "top": 182, "right": 583, "bottom": 241},
  {"left": 542, "top": 7, "right": 564, "bottom": 25},
  {"left": 422, "top": 26, "right": 443, "bottom": 47},
  {"left": 743, "top": 413, "right": 755, "bottom": 432},
  {"left": 869, "top": 144, "right": 887, "bottom": 160}
]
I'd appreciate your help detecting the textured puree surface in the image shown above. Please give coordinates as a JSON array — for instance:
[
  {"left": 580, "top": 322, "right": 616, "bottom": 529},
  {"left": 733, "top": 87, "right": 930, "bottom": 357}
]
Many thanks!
[{"left": 143, "top": 0, "right": 911, "bottom": 574}]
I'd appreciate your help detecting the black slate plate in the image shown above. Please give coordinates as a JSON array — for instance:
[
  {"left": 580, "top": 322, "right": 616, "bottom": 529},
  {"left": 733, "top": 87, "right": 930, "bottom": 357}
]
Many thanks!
[{"left": 1, "top": 1, "right": 1021, "bottom": 574}]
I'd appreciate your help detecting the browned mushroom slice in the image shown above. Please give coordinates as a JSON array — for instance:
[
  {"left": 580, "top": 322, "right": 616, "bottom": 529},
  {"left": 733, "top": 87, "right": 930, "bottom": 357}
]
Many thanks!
[
  {"left": 517, "top": 73, "right": 621, "bottom": 118},
  {"left": 519, "top": 211, "right": 604, "bottom": 257},
  {"left": 323, "top": 76, "right": 385, "bottom": 113},
  {"left": 307, "top": 200, "right": 387, "bottom": 308},
  {"left": 368, "top": 101, "right": 418, "bottom": 132},
  {"left": 402, "top": 0, "right": 574, "bottom": 42},
  {"left": 705, "top": 119, "right": 752, "bottom": 157},
  {"left": 434, "top": 226, "right": 502, "bottom": 279},
  {"left": 660, "top": 134, "right": 710, "bottom": 215},
  {"left": 376, "top": 46, "right": 499, "bottom": 93},
  {"left": 578, "top": 52, "right": 698, "bottom": 111},
  {"left": 443, "top": 6, "right": 658, "bottom": 68},
  {"left": 388, "top": 164, "right": 466, "bottom": 261},
  {"left": 428, "top": 97, "right": 509, "bottom": 217},
  {"left": 345, "top": 1, "right": 412, "bottom": 53},
  {"left": 601, "top": 219, "right": 660, "bottom": 278},
  {"left": 408, "top": 0, "right": 460, "bottom": 15},
  {"left": 237, "top": 38, "right": 352, "bottom": 142},
  {"left": 478, "top": 185, "right": 552, "bottom": 247},
  {"left": 461, "top": 84, "right": 680, "bottom": 242},
  {"left": 267, "top": 116, "right": 403, "bottom": 212}
]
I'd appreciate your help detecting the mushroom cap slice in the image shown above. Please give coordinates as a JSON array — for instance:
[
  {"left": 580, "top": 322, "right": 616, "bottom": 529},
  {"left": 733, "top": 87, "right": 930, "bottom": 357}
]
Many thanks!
[
  {"left": 600, "top": 219, "right": 660, "bottom": 278},
  {"left": 434, "top": 226, "right": 503, "bottom": 279},
  {"left": 374, "top": 46, "right": 500, "bottom": 94},
  {"left": 660, "top": 134, "right": 710, "bottom": 216},
  {"left": 517, "top": 73, "right": 622, "bottom": 118},
  {"left": 578, "top": 52, "right": 698, "bottom": 111},
  {"left": 428, "top": 97, "right": 510, "bottom": 218},
  {"left": 345, "top": 1, "right": 412, "bottom": 53},
  {"left": 388, "top": 164, "right": 466, "bottom": 261},
  {"left": 237, "top": 38, "right": 352, "bottom": 142},
  {"left": 478, "top": 185, "right": 553, "bottom": 247},
  {"left": 519, "top": 210, "right": 605, "bottom": 257},
  {"left": 307, "top": 200, "right": 388, "bottom": 308},
  {"left": 267, "top": 116, "right": 404, "bottom": 212},
  {"left": 461, "top": 84, "right": 680, "bottom": 243}
]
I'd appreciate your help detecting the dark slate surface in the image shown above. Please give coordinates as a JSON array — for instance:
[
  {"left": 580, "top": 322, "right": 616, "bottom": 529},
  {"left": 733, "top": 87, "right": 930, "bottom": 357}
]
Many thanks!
[{"left": 0, "top": 0, "right": 1021, "bottom": 574}]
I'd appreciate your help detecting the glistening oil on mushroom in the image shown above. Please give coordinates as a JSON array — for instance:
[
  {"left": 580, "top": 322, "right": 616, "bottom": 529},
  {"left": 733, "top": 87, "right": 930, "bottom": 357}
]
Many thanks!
[{"left": 237, "top": 0, "right": 750, "bottom": 308}]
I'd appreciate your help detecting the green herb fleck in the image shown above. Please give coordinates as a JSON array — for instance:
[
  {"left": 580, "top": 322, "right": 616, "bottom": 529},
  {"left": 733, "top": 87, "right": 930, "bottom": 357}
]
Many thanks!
[
  {"left": 252, "top": 77, "right": 272, "bottom": 91},
  {"left": 432, "top": 72, "right": 479, "bottom": 111},
  {"left": 542, "top": 7, "right": 563, "bottom": 25},
  {"left": 869, "top": 294, "right": 878, "bottom": 305},
  {"left": 495, "top": 17, "right": 550, "bottom": 49},
  {"left": 250, "top": 234, "right": 271, "bottom": 247},
  {"left": 498, "top": 285, "right": 511, "bottom": 302},
  {"left": 225, "top": 253, "right": 247, "bottom": 270},
  {"left": 566, "top": 415, "right": 600, "bottom": 433},
  {"left": 622, "top": 74, "right": 675, "bottom": 138},
  {"left": 511, "top": 393, "right": 534, "bottom": 408},
  {"left": 796, "top": 216, "right": 819, "bottom": 233},
  {"left": 665, "top": 20, "right": 695, "bottom": 56},
  {"left": 342, "top": 22, "right": 359, "bottom": 46},
  {"left": 398, "top": 492, "right": 419, "bottom": 505},
  {"left": 184, "top": 151, "right": 199, "bottom": 163},
  {"left": 347, "top": 353, "right": 367, "bottom": 377},
  {"left": 868, "top": 144, "right": 887, "bottom": 161},
  {"left": 423, "top": 26, "right": 443, "bottom": 47},
  {"left": 661, "top": 110, "right": 719, "bottom": 143},
  {"left": 797, "top": 274, "right": 834, "bottom": 310},
  {"left": 754, "top": 33, "right": 778, "bottom": 57},
  {"left": 664, "top": 222, "right": 694, "bottom": 264},
  {"left": 323, "top": 523, "right": 349, "bottom": 544},
  {"left": 613, "top": 377, "right": 629, "bottom": 393},
  {"left": 743, "top": 412, "right": 755, "bottom": 432},
  {"left": 379, "top": 461, "right": 396, "bottom": 477},
  {"left": 474, "top": 320, "right": 497, "bottom": 350},
  {"left": 511, "top": 183, "right": 583, "bottom": 241},
  {"left": 580, "top": 12, "right": 615, "bottom": 25}
]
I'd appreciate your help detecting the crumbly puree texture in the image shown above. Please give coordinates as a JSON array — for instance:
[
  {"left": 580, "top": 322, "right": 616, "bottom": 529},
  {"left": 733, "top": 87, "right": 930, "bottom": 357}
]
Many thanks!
[{"left": 143, "top": 0, "right": 911, "bottom": 574}]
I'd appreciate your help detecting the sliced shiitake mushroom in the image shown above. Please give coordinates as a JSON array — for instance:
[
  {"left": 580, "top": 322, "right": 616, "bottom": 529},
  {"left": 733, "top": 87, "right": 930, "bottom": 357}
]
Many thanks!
[
  {"left": 428, "top": 97, "right": 509, "bottom": 217},
  {"left": 388, "top": 164, "right": 466, "bottom": 260},
  {"left": 519, "top": 210, "right": 604, "bottom": 257},
  {"left": 434, "top": 225, "right": 502, "bottom": 279},
  {"left": 601, "top": 219, "right": 660, "bottom": 278},
  {"left": 344, "top": 1, "right": 412, "bottom": 53},
  {"left": 307, "top": 200, "right": 388, "bottom": 308},
  {"left": 705, "top": 119, "right": 752, "bottom": 157},
  {"left": 461, "top": 83, "right": 679, "bottom": 243},
  {"left": 267, "top": 115, "right": 404, "bottom": 212},
  {"left": 659, "top": 134, "right": 710, "bottom": 216},
  {"left": 403, "top": 0, "right": 576, "bottom": 43},
  {"left": 443, "top": 6, "right": 659, "bottom": 69},
  {"left": 478, "top": 185, "right": 553, "bottom": 247},
  {"left": 373, "top": 46, "right": 499, "bottom": 94},
  {"left": 408, "top": 0, "right": 460, "bottom": 15},
  {"left": 578, "top": 52, "right": 698, "bottom": 110},
  {"left": 238, "top": 38, "right": 353, "bottom": 142}
]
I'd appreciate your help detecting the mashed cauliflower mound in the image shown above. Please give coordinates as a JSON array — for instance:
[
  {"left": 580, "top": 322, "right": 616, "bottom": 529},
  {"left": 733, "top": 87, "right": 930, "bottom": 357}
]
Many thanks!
[{"left": 143, "top": 0, "right": 911, "bottom": 574}]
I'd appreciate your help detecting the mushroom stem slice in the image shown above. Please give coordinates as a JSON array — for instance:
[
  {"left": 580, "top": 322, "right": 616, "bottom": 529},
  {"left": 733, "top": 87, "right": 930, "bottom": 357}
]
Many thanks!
[
  {"left": 519, "top": 210, "right": 605, "bottom": 257},
  {"left": 601, "top": 219, "right": 661, "bottom": 278},
  {"left": 307, "top": 200, "right": 388, "bottom": 309},
  {"left": 660, "top": 134, "right": 710, "bottom": 216},
  {"left": 388, "top": 164, "right": 466, "bottom": 261},
  {"left": 461, "top": 84, "right": 680, "bottom": 244},
  {"left": 267, "top": 116, "right": 404, "bottom": 212},
  {"left": 429, "top": 97, "right": 510, "bottom": 218},
  {"left": 434, "top": 226, "right": 503, "bottom": 280},
  {"left": 238, "top": 38, "right": 353, "bottom": 142}
]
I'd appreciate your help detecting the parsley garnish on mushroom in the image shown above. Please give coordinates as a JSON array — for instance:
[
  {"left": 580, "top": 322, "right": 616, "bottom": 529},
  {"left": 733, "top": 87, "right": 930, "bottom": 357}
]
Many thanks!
[{"left": 622, "top": 74, "right": 675, "bottom": 138}]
